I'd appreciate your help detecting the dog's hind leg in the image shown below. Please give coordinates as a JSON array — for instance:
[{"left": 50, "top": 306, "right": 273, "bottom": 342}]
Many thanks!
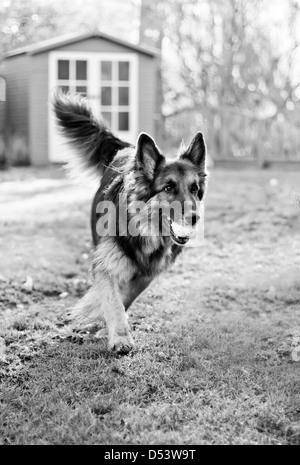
[{"left": 66, "top": 284, "right": 105, "bottom": 326}]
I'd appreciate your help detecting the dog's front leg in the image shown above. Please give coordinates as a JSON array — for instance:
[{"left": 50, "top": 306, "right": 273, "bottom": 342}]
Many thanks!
[
  {"left": 100, "top": 271, "right": 134, "bottom": 354},
  {"left": 68, "top": 269, "right": 134, "bottom": 354}
]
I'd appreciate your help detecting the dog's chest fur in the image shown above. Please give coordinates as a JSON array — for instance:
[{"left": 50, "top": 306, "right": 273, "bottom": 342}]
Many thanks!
[{"left": 93, "top": 236, "right": 178, "bottom": 285}]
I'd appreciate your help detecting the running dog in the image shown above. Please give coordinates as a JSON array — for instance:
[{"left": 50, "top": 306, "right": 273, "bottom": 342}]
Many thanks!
[{"left": 53, "top": 93, "right": 207, "bottom": 354}]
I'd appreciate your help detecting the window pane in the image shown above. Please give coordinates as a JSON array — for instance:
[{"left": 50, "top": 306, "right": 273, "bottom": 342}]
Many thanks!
[
  {"left": 58, "top": 85, "right": 69, "bottom": 93},
  {"left": 118, "top": 62, "right": 129, "bottom": 81},
  {"left": 118, "top": 86, "right": 129, "bottom": 106},
  {"left": 101, "top": 112, "right": 112, "bottom": 127},
  {"left": 76, "top": 61, "right": 87, "bottom": 80},
  {"left": 58, "top": 60, "right": 69, "bottom": 80},
  {"left": 118, "top": 112, "right": 129, "bottom": 131},
  {"left": 101, "top": 87, "right": 112, "bottom": 106},
  {"left": 101, "top": 61, "right": 112, "bottom": 81},
  {"left": 76, "top": 86, "right": 87, "bottom": 96}
]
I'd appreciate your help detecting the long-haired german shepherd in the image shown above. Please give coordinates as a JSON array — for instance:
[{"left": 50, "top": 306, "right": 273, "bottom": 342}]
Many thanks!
[{"left": 53, "top": 93, "right": 207, "bottom": 354}]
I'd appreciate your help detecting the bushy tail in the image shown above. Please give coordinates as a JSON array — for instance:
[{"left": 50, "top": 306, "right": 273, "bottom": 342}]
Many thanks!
[{"left": 52, "top": 92, "right": 131, "bottom": 177}]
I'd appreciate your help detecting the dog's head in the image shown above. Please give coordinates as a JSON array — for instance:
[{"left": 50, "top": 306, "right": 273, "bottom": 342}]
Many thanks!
[{"left": 132, "top": 132, "right": 207, "bottom": 246}]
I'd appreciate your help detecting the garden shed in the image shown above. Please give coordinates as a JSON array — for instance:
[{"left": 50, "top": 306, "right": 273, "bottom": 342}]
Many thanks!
[{"left": 0, "top": 31, "right": 158, "bottom": 165}]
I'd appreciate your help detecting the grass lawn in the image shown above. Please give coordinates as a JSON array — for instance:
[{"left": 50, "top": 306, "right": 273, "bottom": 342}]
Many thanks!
[{"left": 0, "top": 166, "right": 300, "bottom": 445}]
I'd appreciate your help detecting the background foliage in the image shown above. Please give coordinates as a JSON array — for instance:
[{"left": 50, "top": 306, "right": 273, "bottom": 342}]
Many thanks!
[{"left": 1, "top": 0, "right": 300, "bottom": 160}]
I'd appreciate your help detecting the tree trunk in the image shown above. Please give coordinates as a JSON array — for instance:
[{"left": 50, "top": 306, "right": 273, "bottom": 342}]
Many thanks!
[{"left": 139, "top": 0, "right": 165, "bottom": 147}]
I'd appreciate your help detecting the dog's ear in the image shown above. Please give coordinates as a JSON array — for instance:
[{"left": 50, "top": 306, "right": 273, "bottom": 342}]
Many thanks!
[
  {"left": 181, "top": 132, "right": 206, "bottom": 172},
  {"left": 136, "top": 133, "right": 163, "bottom": 180}
]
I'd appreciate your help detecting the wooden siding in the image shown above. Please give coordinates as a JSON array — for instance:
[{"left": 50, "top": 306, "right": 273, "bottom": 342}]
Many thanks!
[
  {"left": 29, "top": 53, "right": 49, "bottom": 165},
  {"left": 0, "top": 55, "right": 30, "bottom": 143},
  {"left": 0, "top": 102, "right": 5, "bottom": 136},
  {"left": 0, "top": 68, "right": 6, "bottom": 136}
]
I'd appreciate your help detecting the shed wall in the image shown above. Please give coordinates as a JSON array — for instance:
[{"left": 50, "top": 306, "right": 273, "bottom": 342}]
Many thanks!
[
  {"left": 1, "top": 55, "right": 30, "bottom": 144},
  {"left": 6, "top": 36, "right": 157, "bottom": 165},
  {"left": 29, "top": 53, "right": 49, "bottom": 165}
]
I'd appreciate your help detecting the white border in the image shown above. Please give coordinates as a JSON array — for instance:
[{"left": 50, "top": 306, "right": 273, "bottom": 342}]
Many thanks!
[{"left": 48, "top": 51, "right": 138, "bottom": 162}]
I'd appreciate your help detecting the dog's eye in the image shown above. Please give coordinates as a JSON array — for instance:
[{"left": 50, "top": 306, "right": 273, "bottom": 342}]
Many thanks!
[
  {"left": 164, "top": 184, "right": 174, "bottom": 193},
  {"left": 190, "top": 184, "right": 198, "bottom": 195}
]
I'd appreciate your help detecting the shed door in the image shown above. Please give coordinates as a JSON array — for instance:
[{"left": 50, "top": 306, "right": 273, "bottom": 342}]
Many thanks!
[{"left": 49, "top": 52, "right": 138, "bottom": 163}]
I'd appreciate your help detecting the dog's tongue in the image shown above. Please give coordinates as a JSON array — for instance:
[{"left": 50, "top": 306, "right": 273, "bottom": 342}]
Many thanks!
[{"left": 171, "top": 222, "right": 194, "bottom": 238}]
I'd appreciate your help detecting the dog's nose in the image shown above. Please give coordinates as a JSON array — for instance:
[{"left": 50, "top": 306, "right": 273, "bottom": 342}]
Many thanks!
[{"left": 191, "top": 213, "right": 200, "bottom": 226}]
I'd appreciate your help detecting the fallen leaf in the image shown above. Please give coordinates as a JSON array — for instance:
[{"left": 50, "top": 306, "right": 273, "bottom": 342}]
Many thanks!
[
  {"left": 59, "top": 292, "right": 69, "bottom": 299},
  {"left": 23, "top": 276, "right": 33, "bottom": 292}
]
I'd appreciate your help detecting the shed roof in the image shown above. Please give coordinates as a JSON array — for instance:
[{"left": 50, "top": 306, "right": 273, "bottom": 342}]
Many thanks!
[{"left": 4, "top": 31, "right": 159, "bottom": 59}]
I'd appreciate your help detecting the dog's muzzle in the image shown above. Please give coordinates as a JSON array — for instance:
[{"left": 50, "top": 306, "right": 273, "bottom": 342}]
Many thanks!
[{"left": 168, "top": 214, "right": 200, "bottom": 246}]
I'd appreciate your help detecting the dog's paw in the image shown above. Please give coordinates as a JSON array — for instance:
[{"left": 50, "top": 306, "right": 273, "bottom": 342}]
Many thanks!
[{"left": 109, "top": 333, "right": 134, "bottom": 355}]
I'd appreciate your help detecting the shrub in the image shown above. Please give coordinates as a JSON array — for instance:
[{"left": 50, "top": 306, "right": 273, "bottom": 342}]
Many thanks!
[{"left": 8, "top": 134, "right": 30, "bottom": 166}]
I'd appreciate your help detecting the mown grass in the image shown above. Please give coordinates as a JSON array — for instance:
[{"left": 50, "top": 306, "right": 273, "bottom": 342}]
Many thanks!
[{"left": 0, "top": 167, "right": 300, "bottom": 444}]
